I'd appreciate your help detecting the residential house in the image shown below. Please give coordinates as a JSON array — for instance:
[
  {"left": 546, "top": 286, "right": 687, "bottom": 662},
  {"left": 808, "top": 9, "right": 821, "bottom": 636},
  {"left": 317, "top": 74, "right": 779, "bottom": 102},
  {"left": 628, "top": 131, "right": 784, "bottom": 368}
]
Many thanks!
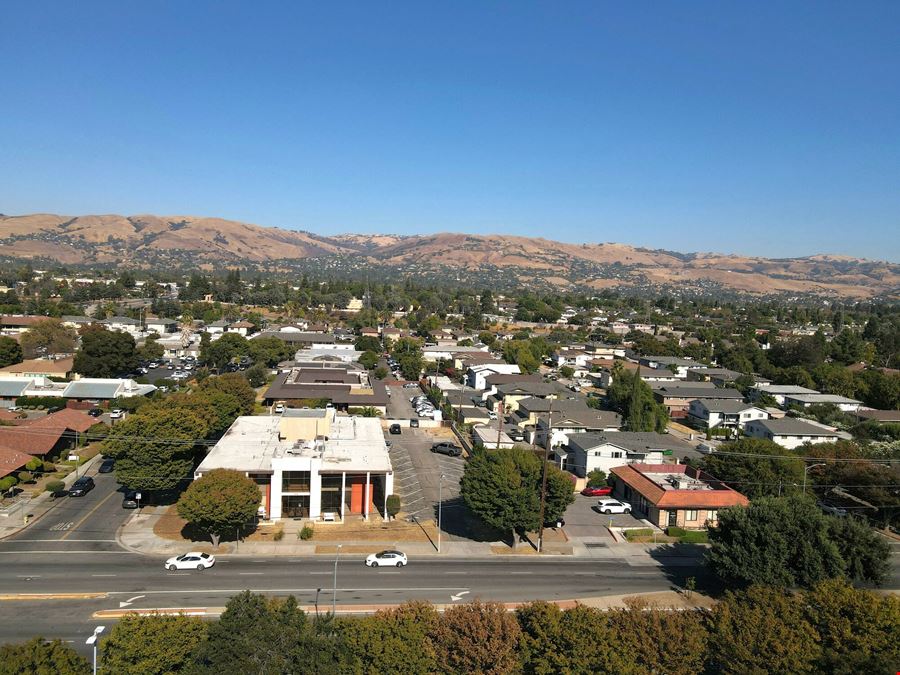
[
  {"left": 145, "top": 318, "right": 178, "bottom": 335},
  {"left": 228, "top": 320, "right": 256, "bottom": 337},
  {"left": 652, "top": 385, "right": 743, "bottom": 419},
  {"left": 686, "top": 367, "right": 743, "bottom": 386},
  {"left": 472, "top": 426, "right": 516, "bottom": 449},
  {"left": 749, "top": 384, "right": 820, "bottom": 406},
  {"left": 102, "top": 316, "right": 142, "bottom": 336},
  {"left": 466, "top": 363, "right": 521, "bottom": 390},
  {"left": 534, "top": 408, "right": 623, "bottom": 449},
  {"left": 204, "top": 320, "right": 230, "bottom": 335},
  {"left": 637, "top": 356, "right": 706, "bottom": 380},
  {"left": 744, "top": 418, "right": 841, "bottom": 449},
  {"left": 263, "top": 366, "right": 388, "bottom": 413},
  {"left": 564, "top": 432, "right": 693, "bottom": 478},
  {"left": 196, "top": 409, "right": 393, "bottom": 522},
  {"left": 855, "top": 409, "right": 900, "bottom": 424},
  {"left": 493, "top": 381, "right": 562, "bottom": 414},
  {"left": 0, "top": 357, "right": 73, "bottom": 380},
  {"left": 687, "top": 399, "right": 769, "bottom": 431},
  {"left": 610, "top": 463, "right": 749, "bottom": 530},
  {"left": 0, "top": 447, "right": 34, "bottom": 480},
  {"left": 781, "top": 393, "right": 862, "bottom": 413}
]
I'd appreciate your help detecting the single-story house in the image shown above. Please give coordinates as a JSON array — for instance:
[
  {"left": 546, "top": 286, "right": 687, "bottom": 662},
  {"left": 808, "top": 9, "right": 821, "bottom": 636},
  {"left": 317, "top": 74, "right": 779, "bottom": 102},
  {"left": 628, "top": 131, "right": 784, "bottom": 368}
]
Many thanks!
[
  {"left": 744, "top": 418, "right": 841, "bottom": 449},
  {"left": 0, "top": 357, "right": 74, "bottom": 380},
  {"left": 749, "top": 384, "right": 820, "bottom": 406},
  {"left": 781, "top": 393, "right": 862, "bottom": 413},
  {"left": 610, "top": 463, "right": 749, "bottom": 530}
]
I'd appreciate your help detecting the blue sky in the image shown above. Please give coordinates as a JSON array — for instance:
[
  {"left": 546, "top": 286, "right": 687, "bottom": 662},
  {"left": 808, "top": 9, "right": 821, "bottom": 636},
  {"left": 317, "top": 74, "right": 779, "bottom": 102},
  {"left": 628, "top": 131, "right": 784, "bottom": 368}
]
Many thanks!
[{"left": 2, "top": 2, "right": 898, "bottom": 260}]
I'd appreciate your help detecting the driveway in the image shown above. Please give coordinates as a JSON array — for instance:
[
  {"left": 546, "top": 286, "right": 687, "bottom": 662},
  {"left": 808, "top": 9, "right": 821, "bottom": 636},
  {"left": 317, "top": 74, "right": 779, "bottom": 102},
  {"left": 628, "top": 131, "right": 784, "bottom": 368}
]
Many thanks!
[
  {"left": 386, "top": 384, "right": 424, "bottom": 420},
  {"left": 387, "top": 426, "right": 463, "bottom": 523}
]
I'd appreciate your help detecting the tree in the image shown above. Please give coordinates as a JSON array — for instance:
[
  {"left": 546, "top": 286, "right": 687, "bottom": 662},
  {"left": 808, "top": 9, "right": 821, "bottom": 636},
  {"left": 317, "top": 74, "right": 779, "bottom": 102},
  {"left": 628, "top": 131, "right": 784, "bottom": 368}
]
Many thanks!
[
  {"left": 198, "top": 373, "right": 256, "bottom": 414},
  {"left": 516, "top": 602, "right": 624, "bottom": 674},
  {"left": 73, "top": 326, "right": 138, "bottom": 377},
  {"left": 706, "top": 495, "right": 881, "bottom": 589},
  {"left": 247, "top": 336, "right": 293, "bottom": 368},
  {"left": 191, "top": 592, "right": 342, "bottom": 674},
  {"left": 806, "top": 579, "right": 900, "bottom": 673},
  {"left": 136, "top": 337, "right": 164, "bottom": 363},
  {"left": 103, "top": 407, "right": 208, "bottom": 492},
  {"left": 373, "top": 366, "right": 388, "bottom": 380},
  {"left": 559, "top": 365, "right": 575, "bottom": 379},
  {"left": 385, "top": 494, "right": 401, "bottom": 519},
  {"left": 339, "top": 602, "right": 438, "bottom": 674},
  {"left": 0, "top": 637, "right": 90, "bottom": 675},
  {"left": 460, "top": 447, "right": 574, "bottom": 548},
  {"left": 177, "top": 469, "right": 261, "bottom": 546},
  {"left": 200, "top": 332, "right": 249, "bottom": 370},
  {"left": 586, "top": 468, "right": 607, "bottom": 487},
  {"left": 358, "top": 351, "right": 379, "bottom": 370},
  {"left": 826, "top": 516, "right": 891, "bottom": 585},
  {"left": 354, "top": 335, "right": 382, "bottom": 353},
  {"left": 708, "top": 586, "right": 821, "bottom": 674},
  {"left": 19, "top": 318, "right": 76, "bottom": 358},
  {"left": 430, "top": 601, "right": 521, "bottom": 675},
  {"left": 697, "top": 438, "right": 804, "bottom": 499},
  {"left": 0, "top": 336, "right": 23, "bottom": 368},
  {"left": 100, "top": 614, "right": 208, "bottom": 675},
  {"left": 244, "top": 363, "right": 269, "bottom": 388}
]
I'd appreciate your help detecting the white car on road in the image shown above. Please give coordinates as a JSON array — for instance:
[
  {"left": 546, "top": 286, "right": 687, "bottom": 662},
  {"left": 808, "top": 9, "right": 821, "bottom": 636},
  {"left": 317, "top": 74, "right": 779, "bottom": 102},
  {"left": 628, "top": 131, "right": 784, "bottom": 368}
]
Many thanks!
[
  {"left": 597, "top": 499, "right": 632, "bottom": 514},
  {"left": 165, "top": 552, "right": 216, "bottom": 571},
  {"left": 365, "top": 550, "right": 408, "bottom": 567},
  {"left": 109, "top": 409, "right": 125, "bottom": 419}
]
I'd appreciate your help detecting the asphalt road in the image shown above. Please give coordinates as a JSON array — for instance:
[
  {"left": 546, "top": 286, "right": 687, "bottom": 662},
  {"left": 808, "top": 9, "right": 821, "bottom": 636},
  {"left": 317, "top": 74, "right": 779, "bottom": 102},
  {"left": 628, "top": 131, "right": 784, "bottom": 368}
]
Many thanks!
[{"left": 0, "top": 553, "right": 691, "bottom": 649}]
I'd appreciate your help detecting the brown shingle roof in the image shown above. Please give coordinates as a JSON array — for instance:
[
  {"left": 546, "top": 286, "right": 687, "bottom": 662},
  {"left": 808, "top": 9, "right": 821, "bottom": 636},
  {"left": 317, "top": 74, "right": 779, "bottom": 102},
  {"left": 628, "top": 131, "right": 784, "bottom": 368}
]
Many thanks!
[
  {"left": 0, "top": 426, "right": 67, "bottom": 456},
  {"left": 611, "top": 463, "right": 749, "bottom": 509},
  {"left": 17, "top": 409, "right": 95, "bottom": 434},
  {"left": 0, "top": 447, "right": 34, "bottom": 478}
]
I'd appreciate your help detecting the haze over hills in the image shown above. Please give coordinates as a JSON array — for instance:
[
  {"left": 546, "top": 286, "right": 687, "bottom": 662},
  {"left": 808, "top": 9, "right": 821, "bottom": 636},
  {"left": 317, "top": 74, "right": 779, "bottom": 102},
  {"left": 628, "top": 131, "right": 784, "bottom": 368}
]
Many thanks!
[{"left": 0, "top": 213, "right": 897, "bottom": 300}]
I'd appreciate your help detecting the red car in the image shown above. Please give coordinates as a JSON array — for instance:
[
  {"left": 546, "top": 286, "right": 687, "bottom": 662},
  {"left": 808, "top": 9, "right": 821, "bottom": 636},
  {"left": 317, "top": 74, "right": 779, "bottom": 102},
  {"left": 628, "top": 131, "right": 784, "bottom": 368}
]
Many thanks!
[{"left": 581, "top": 486, "right": 612, "bottom": 497}]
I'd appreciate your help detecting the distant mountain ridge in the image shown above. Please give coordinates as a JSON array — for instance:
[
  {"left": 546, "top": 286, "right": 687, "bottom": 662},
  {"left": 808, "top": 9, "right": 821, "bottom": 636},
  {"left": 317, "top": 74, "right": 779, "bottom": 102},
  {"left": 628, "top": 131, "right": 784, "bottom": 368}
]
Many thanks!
[{"left": 0, "top": 212, "right": 897, "bottom": 300}]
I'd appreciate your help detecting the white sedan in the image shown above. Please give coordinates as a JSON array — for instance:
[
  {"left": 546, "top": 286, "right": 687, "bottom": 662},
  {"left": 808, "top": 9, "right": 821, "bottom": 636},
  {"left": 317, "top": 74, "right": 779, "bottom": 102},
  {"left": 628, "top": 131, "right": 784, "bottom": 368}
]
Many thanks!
[
  {"left": 365, "top": 550, "right": 408, "bottom": 567},
  {"left": 109, "top": 409, "right": 125, "bottom": 419},
  {"left": 165, "top": 552, "right": 216, "bottom": 571},
  {"left": 597, "top": 499, "right": 632, "bottom": 514}
]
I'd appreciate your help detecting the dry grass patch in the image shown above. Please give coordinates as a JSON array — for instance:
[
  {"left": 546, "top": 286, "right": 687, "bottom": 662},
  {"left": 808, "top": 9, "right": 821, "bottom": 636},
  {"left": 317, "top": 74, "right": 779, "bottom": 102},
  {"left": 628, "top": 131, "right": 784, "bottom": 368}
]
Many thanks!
[{"left": 308, "top": 518, "right": 438, "bottom": 543}]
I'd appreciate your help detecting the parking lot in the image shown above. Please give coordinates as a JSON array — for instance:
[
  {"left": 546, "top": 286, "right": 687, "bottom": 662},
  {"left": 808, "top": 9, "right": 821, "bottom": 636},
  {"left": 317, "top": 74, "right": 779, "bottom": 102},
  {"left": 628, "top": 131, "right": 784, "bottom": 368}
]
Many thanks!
[{"left": 563, "top": 493, "right": 649, "bottom": 541}]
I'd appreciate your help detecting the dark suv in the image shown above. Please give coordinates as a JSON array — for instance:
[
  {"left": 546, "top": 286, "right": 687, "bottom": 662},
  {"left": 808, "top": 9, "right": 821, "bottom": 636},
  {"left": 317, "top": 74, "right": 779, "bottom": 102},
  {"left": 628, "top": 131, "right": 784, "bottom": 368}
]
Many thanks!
[
  {"left": 68, "top": 476, "right": 95, "bottom": 497},
  {"left": 430, "top": 442, "right": 462, "bottom": 457}
]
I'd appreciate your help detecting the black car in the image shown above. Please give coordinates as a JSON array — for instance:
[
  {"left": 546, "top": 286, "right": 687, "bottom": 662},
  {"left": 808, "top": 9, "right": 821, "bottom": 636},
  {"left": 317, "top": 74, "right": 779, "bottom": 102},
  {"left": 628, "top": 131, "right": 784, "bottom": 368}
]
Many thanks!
[
  {"left": 68, "top": 476, "right": 95, "bottom": 497},
  {"left": 389, "top": 423, "right": 402, "bottom": 435},
  {"left": 49, "top": 488, "right": 69, "bottom": 499},
  {"left": 46, "top": 406, "right": 63, "bottom": 414},
  {"left": 88, "top": 408, "right": 103, "bottom": 417},
  {"left": 409, "top": 419, "right": 419, "bottom": 428},
  {"left": 122, "top": 490, "right": 139, "bottom": 509},
  {"left": 430, "top": 442, "right": 462, "bottom": 457},
  {"left": 98, "top": 458, "right": 115, "bottom": 473}
]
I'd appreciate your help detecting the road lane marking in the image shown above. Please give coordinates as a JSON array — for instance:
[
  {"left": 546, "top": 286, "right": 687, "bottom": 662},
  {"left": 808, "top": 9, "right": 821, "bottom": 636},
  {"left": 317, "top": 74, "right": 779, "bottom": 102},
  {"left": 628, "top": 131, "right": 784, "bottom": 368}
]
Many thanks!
[
  {"left": 50, "top": 522, "right": 74, "bottom": 531},
  {"left": 91, "top": 574, "right": 117, "bottom": 578},
  {"left": 17, "top": 575, "right": 41, "bottom": 578},
  {"left": 61, "top": 490, "right": 118, "bottom": 540},
  {"left": 239, "top": 572, "right": 264, "bottom": 576},
  {"left": 3, "top": 539, "right": 117, "bottom": 543},
  {"left": 105, "top": 587, "right": 466, "bottom": 596},
  {"left": 309, "top": 572, "right": 331, "bottom": 575}
]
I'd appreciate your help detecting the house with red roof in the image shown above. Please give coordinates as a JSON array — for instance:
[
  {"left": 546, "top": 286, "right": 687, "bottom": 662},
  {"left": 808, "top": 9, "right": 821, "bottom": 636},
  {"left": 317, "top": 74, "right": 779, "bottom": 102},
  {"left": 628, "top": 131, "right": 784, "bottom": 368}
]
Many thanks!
[{"left": 610, "top": 463, "right": 749, "bottom": 530}]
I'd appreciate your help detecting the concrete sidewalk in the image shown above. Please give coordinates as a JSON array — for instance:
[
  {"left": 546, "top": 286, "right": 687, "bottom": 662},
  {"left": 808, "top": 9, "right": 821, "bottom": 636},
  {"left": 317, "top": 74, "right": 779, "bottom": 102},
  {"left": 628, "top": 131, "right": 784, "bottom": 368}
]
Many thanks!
[
  {"left": 116, "top": 509, "right": 705, "bottom": 564},
  {"left": 0, "top": 454, "right": 104, "bottom": 539}
]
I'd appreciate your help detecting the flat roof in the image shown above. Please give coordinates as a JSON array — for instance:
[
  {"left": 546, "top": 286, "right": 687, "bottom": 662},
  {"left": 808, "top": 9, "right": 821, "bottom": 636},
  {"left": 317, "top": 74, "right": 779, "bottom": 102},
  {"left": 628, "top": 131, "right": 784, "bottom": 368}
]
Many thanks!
[{"left": 196, "top": 413, "right": 392, "bottom": 474}]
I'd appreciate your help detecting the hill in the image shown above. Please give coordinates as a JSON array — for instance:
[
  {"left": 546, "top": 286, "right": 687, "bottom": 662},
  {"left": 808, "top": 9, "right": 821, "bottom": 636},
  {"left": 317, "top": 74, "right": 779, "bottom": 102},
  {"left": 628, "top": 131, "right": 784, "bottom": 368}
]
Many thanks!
[{"left": 0, "top": 213, "right": 897, "bottom": 300}]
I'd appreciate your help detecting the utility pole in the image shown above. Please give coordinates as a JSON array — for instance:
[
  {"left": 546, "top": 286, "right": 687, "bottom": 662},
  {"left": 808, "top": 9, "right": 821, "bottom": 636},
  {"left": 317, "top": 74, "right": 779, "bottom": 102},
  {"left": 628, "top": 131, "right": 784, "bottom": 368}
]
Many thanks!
[
  {"left": 537, "top": 398, "right": 554, "bottom": 553},
  {"left": 332, "top": 544, "right": 342, "bottom": 615},
  {"left": 495, "top": 401, "right": 504, "bottom": 450}
]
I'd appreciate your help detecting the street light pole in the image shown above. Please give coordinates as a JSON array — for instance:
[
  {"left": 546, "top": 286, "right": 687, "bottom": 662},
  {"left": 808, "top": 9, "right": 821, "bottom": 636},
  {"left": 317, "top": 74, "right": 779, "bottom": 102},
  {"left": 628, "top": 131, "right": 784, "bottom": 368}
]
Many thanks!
[
  {"left": 85, "top": 626, "right": 105, "bottom": 675},
  {"left": 438, "top": 473, "right": 444, "bottom": 553},
  {"left": 332, "top": 544, "right": 342, "bottom": 615},
  {"left": 803, "top": 463, "right": 827, "bottom": 494}
]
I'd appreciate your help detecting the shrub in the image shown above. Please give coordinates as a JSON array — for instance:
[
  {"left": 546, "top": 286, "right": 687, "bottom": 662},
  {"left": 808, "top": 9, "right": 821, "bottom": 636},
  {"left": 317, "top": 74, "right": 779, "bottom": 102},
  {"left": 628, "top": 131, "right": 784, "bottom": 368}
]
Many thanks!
[
  {"left": 16, "top": 471, "right": 33, "bottom": 484},
  {"left": 46, "top": 480, "right": 65, "bottom": 493},
  {"left": 299, "top": 525, "right": 314, "bottom": 540},
  {"left": 386, "top": 494, "right": 402, "bottom": 518},
  {"left": 273, "top": 528, "right": 284, "bottom": 541},
  {"left": 667, "top": 526, "right": 687, "bottom": 537},
  {"left": 0, "top": 476, "right": 18, "bottom": 492}
]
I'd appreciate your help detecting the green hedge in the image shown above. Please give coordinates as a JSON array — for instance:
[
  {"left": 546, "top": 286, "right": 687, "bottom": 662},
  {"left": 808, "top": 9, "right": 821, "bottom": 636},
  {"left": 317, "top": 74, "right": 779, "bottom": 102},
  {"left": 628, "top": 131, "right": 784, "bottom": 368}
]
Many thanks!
[{"left": 15, "top": 395, "right": 65, "bottom": 409}]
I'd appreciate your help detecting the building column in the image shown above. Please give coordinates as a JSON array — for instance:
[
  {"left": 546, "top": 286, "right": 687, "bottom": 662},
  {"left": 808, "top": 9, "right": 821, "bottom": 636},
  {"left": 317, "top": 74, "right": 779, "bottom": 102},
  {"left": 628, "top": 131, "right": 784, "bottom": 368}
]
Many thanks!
[
  {"left": 364, "top": 471, "right": 370, "bottom": 521},
  {"left": 340, "top": 471, "right": 346, "bottom": 521}
]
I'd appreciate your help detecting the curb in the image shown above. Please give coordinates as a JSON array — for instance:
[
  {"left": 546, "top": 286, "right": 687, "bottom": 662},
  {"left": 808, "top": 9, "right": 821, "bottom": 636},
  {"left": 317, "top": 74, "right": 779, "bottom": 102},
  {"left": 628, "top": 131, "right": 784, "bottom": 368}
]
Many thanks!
[{"left": 0, "top": 592, "right": 108, "bottom": 601}]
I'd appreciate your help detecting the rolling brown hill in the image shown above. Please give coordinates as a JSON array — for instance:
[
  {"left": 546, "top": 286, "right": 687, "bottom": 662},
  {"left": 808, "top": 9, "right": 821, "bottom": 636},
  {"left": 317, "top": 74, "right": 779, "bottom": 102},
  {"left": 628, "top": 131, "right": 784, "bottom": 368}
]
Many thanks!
[{"left": 0, "top": 213, "right": 897, "bottom": 299}]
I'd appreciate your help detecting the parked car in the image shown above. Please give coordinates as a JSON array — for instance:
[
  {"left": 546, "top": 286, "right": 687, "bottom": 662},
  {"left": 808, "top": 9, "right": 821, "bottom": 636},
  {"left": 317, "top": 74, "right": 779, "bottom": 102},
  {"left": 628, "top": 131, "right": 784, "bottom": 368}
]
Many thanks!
[
  {"left": 488, "top": 411, "right": 497, "bottom": 420},
  {"left": 430, "top": 442, "right": 462, "bottom": 457},
  {"left": 389, "top": 424, "right": 402, "bottom": 435},
  {"left": 109, "top": 409, "right": 125, "bottom": 419},
  {"left": 98, "top": 458, "right": 115, "bottom": 473},
  {"left": 49, "top": 488, "right": 69, "bottom": 499},
  {"left": 403, "top": 383, "right": 419, "bottom": 389},
  {"left": 365, "top": 550, "right": 408, "bottom": 567},
  {"left": 122, "top": 490, "right": 140, "bottom": 509},
  {"left": 508, "top": 430, "right": 525, "bottom": 442},
  {"left": 148, "top": 362, "right": 159, "bottom": 369},
  {"left": 68, "top": 476, "right": 95, "bottom": 497},
  {"left": 46, "top": 406, "right": 63, "bottom": 414},
  {"left": 818, "top": 502, "right": 848, "bottom": 517},
  {"left": 165, "top": 552, "right": 215, "bottom": 571},
  {"left": 409, "top": 419, "right": 419, "bottom": 428},
  {"left": 581, "top": 486, "right": 612, "bottom": 497},
  {"left": 597, "top": 499, "right": 631, "bottom": 514},
  {"left": 274, "top": 403, "right": 285, "bottom": 414},
  {"left": 7, "top": 405, "right": 20, "bottom": 412},
  {"left": 88, "top": 408, "right": 103, "bottom": 418}
]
